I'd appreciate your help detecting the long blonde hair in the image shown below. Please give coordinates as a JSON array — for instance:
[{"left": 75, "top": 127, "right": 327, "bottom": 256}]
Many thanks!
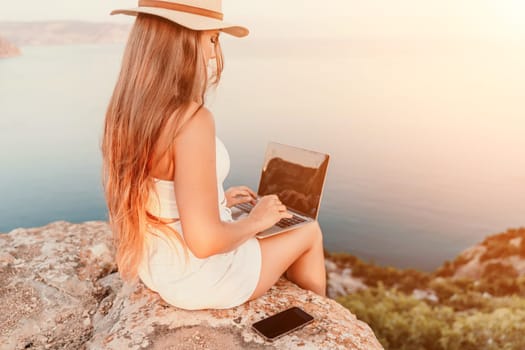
[{"left": 101, "top": 13, "right": 224, "bottom": 283}]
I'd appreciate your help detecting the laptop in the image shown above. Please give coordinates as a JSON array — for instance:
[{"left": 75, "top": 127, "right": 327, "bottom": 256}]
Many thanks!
[{"left": 230, "top": 141, "right": 330, "bottom": 239}]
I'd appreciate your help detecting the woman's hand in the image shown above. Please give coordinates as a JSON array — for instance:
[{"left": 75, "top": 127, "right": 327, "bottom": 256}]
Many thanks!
[
  {"left": 224, "top": 185, "right": 257, "bottom": 208},
  {"left": 248, "top": 194, "right": 293, "bottom": 231}
]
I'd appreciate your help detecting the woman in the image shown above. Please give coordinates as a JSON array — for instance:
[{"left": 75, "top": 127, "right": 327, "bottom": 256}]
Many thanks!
[{"left": 102, "top": 0, "right": 326, "bottom": 310}]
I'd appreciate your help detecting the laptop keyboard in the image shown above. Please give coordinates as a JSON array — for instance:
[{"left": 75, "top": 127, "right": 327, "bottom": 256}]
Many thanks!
[
  {"left": 234, "top": 201, "right": 254, "bottom": 213},
  {"left": 234, "top": 202, "right": 307, "bottom": 228}
]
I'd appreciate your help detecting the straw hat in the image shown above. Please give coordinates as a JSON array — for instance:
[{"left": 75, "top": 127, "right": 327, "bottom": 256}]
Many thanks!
[{"left": 110, "top": 0, "right": 249, "bottom": 37}]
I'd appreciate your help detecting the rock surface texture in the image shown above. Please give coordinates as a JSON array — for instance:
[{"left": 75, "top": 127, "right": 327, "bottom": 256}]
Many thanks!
[{"left": 0, "top": 220, "right": 383, "bottom": 350}]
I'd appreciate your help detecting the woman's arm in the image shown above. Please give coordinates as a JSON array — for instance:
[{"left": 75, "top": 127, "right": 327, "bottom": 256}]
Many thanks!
[{"left": 172, "top": 105, "right": 263, "bottom": 258}]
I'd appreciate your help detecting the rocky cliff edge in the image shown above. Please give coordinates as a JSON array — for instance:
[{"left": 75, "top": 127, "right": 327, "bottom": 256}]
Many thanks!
[{"left": 0, "top": 220, "right": 382, "bottom": 350}]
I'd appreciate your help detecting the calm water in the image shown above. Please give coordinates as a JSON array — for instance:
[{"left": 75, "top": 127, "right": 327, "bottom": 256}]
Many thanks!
[{"left": 1, "top": 40, "right": 523, "bottom": 271}]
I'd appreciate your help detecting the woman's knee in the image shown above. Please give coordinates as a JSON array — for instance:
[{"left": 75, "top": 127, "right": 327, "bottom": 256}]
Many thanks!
[
  {"left": 307, "top": 220, "right": 323, "bottom": 246},
  {"left": 247, "top": 224, "right": 319, "bottom": 300}
]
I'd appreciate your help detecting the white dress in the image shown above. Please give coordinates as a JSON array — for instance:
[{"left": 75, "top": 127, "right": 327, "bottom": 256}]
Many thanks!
[{"left": 138, "top": 136, "right": 262, "bottom": 310}]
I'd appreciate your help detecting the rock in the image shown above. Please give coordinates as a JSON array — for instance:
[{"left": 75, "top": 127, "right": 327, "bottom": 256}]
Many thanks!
[
  {"left": 325, "top": 261, "right": 368, "bottom": 299},
  {"left": 0, "top": 220, "right": 118, "bottom": 350},
  {"left": 412, "top": 289, "right": 439, "bottom": 303},
  {"left": 324, "top": 253, "right": 377, "bottom": 299},
  {"left": 450, "top": 245, "right": 487, "bottom": 279},
  {"left": 86, "top": 275, "right": 382, "bottom": 350},
  {"left": 434, "top": 227, "right": 525, "bottom": 279},
  {"left": 0, "top": 21, "right": 132, "bottom": 46},
  {"left": 0, "top": 35, "right": 21, "bottom": 58},
  {"left": 0, "top": 220, "right": 383, "bottom": 350}
]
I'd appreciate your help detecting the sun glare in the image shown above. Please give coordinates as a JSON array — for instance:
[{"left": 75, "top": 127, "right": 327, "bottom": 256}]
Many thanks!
[{"left": 491, "top": 0, "right": 525, "bottom": 33}]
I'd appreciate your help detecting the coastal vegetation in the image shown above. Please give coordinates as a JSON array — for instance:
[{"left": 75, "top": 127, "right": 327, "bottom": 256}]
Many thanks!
[{"left": 333, "top": 227, "right": 525, "bottom": 350}]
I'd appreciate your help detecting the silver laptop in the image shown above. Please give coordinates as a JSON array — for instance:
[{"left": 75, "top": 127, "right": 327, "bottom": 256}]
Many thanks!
[{"left": 230, "top": 141, "right": 330, "bottom": 239}]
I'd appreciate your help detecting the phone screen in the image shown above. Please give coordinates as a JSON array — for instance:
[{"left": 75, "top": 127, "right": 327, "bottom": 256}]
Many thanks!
[{"left": 252, "top": 306, "right": 314, "bottom": 341}]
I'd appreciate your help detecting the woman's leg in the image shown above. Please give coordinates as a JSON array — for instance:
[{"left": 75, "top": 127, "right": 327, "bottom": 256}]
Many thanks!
[{"left": 246, "top": 220, "right": 326, "bottom": 301}]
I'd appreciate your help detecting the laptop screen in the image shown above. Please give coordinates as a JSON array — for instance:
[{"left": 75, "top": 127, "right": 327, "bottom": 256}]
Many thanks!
[{"left": 257, "top": 142, "right": 330, "bottom": 219}]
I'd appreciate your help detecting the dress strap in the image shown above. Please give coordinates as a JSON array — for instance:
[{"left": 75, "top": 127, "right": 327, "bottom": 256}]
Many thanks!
[{"left": 146, "top": 210, "right": 180, "bottom": 224}]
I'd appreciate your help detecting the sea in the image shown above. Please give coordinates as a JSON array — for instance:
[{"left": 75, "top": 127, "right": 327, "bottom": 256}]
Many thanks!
[{"left": 1, "top": 38, "right": 523, "bottom": 271}]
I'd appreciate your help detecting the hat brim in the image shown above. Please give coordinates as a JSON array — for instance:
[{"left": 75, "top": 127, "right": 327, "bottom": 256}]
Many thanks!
[{"left": 110, "top": 7, "right": 249, "bottom": 38}]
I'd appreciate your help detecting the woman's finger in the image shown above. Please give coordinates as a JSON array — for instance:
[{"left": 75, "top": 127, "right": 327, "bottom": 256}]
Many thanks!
[
  {"left": 248, "top": 189, "right": 257, "bottom": 198},
  {"left": 239, "top": 186, "right": 257, "bottom": 198},
  {"left": 233, "top": 188, "right": 244, "bottom": 195},
  {"left": 238, "top": 189, "right": 256, "bottom": 200},
  {"left": 231, "top": 188, "right": 244, "bottom": 196}
]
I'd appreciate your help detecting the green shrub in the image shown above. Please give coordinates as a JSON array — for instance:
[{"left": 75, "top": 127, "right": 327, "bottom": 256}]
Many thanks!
[
  {"left": 336, "top": 283, "right": 454, "bottom": 350},
  {"left": 336, "top": 284, "right": 525, "bottom": 350},
  {"left": 330, "top": 227, "right": 525, "bottom": 349},
  {"left": 480, "top": 240, "right": 520, "bottom": 262},
  {"left": 440, "top": 308, "right": 525, "bottom": 350}
]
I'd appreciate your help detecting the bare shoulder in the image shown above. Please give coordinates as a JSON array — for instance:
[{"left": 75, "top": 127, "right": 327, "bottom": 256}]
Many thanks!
[
  {"left": 171, "top": 103, "right": 216, "bottom": 165},
  {"left": 169, "top": 102, "right": 213, "bottom": 142}
]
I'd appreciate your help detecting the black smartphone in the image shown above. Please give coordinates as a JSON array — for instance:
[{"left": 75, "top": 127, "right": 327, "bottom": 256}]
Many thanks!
[{"left": 251, "top": 306, "right": 315, "bottom": 342}]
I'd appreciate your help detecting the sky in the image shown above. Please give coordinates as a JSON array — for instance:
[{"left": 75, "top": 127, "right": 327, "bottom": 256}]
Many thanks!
[
  {"left": 0, "top": 0, "right": 524, "bottom": 39},
  {"left": 0, "top": 0, "right": 523, "bottom": 266}
]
